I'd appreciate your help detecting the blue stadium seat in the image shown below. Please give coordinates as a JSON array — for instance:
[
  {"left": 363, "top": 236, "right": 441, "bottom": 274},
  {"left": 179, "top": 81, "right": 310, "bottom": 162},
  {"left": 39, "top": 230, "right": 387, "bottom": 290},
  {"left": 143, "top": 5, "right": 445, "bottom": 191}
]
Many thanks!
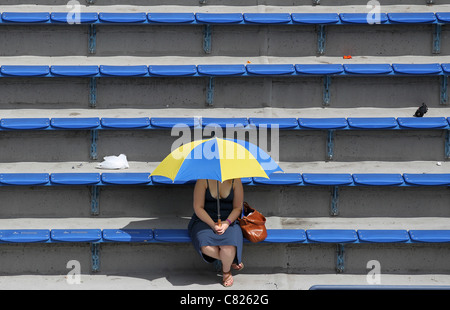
[
  {"left": 195, "top": 13, "right": 243, "bottom": 24},
  {"left": 291, "top": 13, "right": 340, "bottom": 24},
  {"left": 240, "top": 177, "right": 253, "bottom": 184},
  {"left": 253, "top": 173, "right": 302, "bottom": 185},
  {"left": 148, "top": 65, "right": 197, "bottom": 76},
  {"left": 0, "top": 173, "right": 49, "bottom": 186},
  {"left": 347, "top": 117, "right": 398, "bottom": 129},
  {"left": 392, "top": 63, "right": 442, "bottom": 75},
  {"left": 298, "top": 118, "right": 348, "bottom": 129},
  {"left": 1, "top": 65, "right": 50, "bottom": 76},
  {"left": 295, "top": 64, "right": 344, "bottom": 75},
  {"left": 150, "top": 117, "right": 199, "bottom": 128},
  {"left": 243, "top": 13, "right": 292, "bottom": 24},
  {"left": 352, "top": 174, "right": 404, "bottom": 186},
  {"left": 100, "top": 118, "right": 150, "bottom": 129},
  {"left": 99, "top": 65, "right": 148, "bottom": 76},
  {"left": 403, "top": 174, "right": 450, "bottom": 186},
  {"left": 153, "top": 229, "right": 191, "bottom": 242},
  {"left": 0, "top": 230, "right": 50, "bottom": 243},
  {"left": 50, "top": 12, "right": 98, "bottom": 23},
  {"left": 102, "top": 229, "right": 154, "bottom": 242},
  {"left": 0, "top": 118, "right": 50, "bottom": 130},
  {"left": 98, "top": 12, "right": 147, "bottom": 23},
  {"left": 397, "top": 117, "right": 449, "bottom": 129},
  {"left": 248, "top": 118, "right": 298, "bottom": 129},
  {"left": 1, "top": 12, "right": 50, "bottom": 23},
  {"left": 343, "top": 64, "right": 392, "bottom": 75},
  {"left": 51, "top": 229, "right": 102, "bottom": 242},
  {"left": 357, "top": 230, "right": 410, "bottom": 243},
  {"left": 409, "top": 230, "right": 450, "bottom": 243},
  {"left": 246, "top": 64, "right": 295, "bottom": 75},
  {"left": 151, "top": 176, "right": 195, "bottom": 185},
  {"left": 436, "top": 12, "right": 450, "bottom": 23},
  {"left": 50, "top": 65, "right": 99, "bottom": 77},
  {"left": 147, "top": 13, "right": 195, "bottom": 24},
  {"left": 50, "top": 118, "right": 100, "bottom": 129},
  {"left": 197, "top": 64, "right": 246, "bottom": 76},
  {"left": 302, "top": 173, "right": 353, "bottom": 186},
  {"left": 50, "top": 173, "right": 100, "bottom": 185},
  {"left": 101, "top": 173, "right": 151, "bottom": 185},
  {"left": 201, "top": 117, "right": 248, "bottom": 128},
  {"left": 387, "top": 12, "right": 436, "bottom": 24},
  {"left": 340, "top": 13, "right": 388, "bottom": 24},
  {"left": 264, "top": 229, "right": 306, "bottom": 243},
  {"left": 306, "top": 229, "right": 358, "bottom": 243}
]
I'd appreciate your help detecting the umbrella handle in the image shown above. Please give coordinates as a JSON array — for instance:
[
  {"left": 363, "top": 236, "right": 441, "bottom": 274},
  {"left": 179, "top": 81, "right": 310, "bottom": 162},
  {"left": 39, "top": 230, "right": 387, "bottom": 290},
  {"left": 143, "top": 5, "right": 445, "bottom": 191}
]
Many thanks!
[{"left": 217, "top": 219, "right": 222, "bottom": 227}]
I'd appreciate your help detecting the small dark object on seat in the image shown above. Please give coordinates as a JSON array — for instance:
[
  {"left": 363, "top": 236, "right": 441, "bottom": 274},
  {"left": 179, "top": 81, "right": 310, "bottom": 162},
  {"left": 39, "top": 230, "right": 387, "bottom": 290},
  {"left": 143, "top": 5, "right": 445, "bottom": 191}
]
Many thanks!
[{"left": 414, "top": 103, "right": 428, "bottom": 117}]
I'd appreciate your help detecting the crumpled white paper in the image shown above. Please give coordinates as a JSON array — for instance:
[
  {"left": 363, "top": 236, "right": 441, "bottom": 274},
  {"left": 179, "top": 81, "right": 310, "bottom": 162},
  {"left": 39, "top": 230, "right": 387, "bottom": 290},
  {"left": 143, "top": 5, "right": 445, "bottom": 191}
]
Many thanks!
[{"left": 96, "top": 154, "right": 129, "bottom": 170}]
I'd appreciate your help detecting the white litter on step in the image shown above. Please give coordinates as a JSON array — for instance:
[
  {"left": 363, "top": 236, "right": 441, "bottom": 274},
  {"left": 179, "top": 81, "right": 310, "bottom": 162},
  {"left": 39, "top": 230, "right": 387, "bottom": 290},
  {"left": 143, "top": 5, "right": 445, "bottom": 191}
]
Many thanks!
[{"left": 96, "top": 154, "right": 129, "bottom": 170}]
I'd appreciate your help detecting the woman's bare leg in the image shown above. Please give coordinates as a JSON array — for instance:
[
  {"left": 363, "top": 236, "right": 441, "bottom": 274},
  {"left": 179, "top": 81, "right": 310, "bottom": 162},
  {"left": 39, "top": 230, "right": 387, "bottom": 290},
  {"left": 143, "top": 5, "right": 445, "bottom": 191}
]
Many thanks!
[
  {"left": 219, "top": 245, "right": 236, "bottom": 286},
  {"left": 201, "top": 245, "right": 220, "bottom": 260}
]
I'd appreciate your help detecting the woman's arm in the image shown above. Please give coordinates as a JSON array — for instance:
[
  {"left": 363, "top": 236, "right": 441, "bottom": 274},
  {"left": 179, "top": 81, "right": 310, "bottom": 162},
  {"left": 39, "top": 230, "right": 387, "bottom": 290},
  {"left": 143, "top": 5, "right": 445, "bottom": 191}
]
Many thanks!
[{"left": 193, "top": 179, "right": 216, "bottom": 230}]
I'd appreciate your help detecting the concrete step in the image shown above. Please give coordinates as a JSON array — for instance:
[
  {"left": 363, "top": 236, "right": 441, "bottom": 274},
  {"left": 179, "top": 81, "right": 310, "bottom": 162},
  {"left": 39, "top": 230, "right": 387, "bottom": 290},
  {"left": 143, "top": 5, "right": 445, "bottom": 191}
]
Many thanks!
[
  {"left": 0, "top": 273, "right": 449, "bottom": 290},
  {"left": 0, "top": 56, "right": 447, "bottom": 109}
]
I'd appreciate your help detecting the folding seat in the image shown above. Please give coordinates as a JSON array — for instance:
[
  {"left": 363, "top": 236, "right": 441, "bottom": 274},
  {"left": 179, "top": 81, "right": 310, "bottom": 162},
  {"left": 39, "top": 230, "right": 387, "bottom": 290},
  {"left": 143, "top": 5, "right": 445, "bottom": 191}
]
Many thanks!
[
  {"left": 0, "top": 230, "right": 50, "bottom": 243},
  {"left": 298, "top": 118, "right": 348, "bottom": 129},
  {"left": 50, "top": 173, "right": 101, "bottom": 185},
  {"left": 101, "top": 173, "right": 151, "bottom": 185},
  {"left": 357, "top": 230, "right": 410, "bottom": 243},
  {"left": 0, "top": 173, "right": 49, "bottom": 186},
  {"left": 243, "top": 13, "right": 292, "bottom": 24},
  {"left": 51, "top": 229, "right": 102, "bottom": 242},
  {"left": 352, "top": 174, "right": 404, "bottom": 186},
  {"left": 98, "top": 12, "right": 147, "bottom": 23},
  {"left": 102, "top": 229, "right": 154, "bottom": 242},
  {"left": 0, "top": 118, "right": 50, "bottom": 130},
  {"left": 147, "top": 13, "right": 195, "bottom": 24},
  {"left": 50, "top": 118, "right": 100, "bottom": 129},
  {"left": 306, "top": 230, "right": 358, "bottom": 243},
  {"left": 50, "top": 66, "right": 99, "bottom": 77},
  {"left": 302, "top": 174, "right": 353, "bottom": 186},
  {"left": 148, "top": 65, "right": 197, "bottom": 76},
  {"left": 100, "top": 118, "right": 150, "bottom": 129}
]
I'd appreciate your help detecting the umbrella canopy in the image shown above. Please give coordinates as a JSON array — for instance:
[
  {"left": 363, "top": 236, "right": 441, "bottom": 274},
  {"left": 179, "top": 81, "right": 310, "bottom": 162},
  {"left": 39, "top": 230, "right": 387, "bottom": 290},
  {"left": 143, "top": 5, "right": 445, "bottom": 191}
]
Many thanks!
[
  {"left": 150, "top": 137, "right": 282, "bottom": 183},
  {"left": 150, "top": 137, "right": 283, "bottom": 226}
]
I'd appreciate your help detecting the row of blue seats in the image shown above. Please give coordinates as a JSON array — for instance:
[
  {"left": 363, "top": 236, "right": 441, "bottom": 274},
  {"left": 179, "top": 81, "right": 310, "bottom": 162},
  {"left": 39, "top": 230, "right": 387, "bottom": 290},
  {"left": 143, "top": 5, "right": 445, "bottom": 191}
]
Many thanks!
[
  {"left": 2, "top": 117, "right": 450, "bottom": 130},
  {"left": 0, "top": 63, "right": 449, "bottom": 77},
  {"left": 2, "top": 172, "right": 450, "bottom": 186},
  {"left": 0, "top": 228, "right": 449, "bottom": 243},
  {"left": 0, "top": 12, "right": 449, "bottom": 25}
]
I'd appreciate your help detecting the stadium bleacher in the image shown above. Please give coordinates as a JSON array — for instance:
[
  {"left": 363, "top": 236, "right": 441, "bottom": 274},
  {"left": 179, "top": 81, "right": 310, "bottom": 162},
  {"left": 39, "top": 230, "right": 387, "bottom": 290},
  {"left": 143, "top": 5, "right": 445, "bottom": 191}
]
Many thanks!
[{"left": 0, "top": 0, "right": 450, "bottom": 290}]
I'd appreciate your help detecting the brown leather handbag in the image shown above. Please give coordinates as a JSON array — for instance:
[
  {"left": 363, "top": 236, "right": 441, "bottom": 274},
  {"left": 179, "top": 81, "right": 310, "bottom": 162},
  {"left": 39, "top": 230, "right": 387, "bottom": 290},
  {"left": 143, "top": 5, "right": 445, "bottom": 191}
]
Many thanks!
[{"left": 238, "top": 201, "right": 267, "bottom": 243}]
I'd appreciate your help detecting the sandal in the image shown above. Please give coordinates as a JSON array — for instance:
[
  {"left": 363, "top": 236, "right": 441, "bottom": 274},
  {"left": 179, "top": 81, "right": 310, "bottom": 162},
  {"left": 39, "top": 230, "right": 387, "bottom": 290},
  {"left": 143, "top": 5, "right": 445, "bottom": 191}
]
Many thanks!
[
  {"left": 222, "top": 270, "right": 233, "bottom": 287},
  {"left": 231, "top": 262, "right": 244, "bottom": 271}
]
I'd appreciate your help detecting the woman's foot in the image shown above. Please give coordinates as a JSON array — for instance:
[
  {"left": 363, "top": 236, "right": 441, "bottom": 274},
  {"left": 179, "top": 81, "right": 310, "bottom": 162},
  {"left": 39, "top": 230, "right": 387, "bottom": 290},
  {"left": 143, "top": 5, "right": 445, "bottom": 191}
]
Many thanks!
[
  {"left": 231, "top": 262, "right": 244, "bottom": 271},
  {"left": 222, "top": 270, "right": 233, "bottom": 287}
]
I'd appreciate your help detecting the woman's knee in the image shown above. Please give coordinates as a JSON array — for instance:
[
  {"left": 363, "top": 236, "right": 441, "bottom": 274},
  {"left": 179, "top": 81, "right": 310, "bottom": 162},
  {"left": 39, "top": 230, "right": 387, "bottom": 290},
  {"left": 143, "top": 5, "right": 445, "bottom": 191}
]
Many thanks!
[
  {"left": 219, "top": 245, "right": 236, "bottom": 253},
  {"left": 201, "top": 245, "right": 219, "bottom": 254}
]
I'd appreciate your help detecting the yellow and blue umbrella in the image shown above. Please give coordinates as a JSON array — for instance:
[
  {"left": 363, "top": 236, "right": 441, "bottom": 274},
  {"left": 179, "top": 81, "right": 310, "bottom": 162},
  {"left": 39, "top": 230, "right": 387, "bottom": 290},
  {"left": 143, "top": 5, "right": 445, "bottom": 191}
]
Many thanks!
[{"left": 150, "top": 137, "right": 282, "bottom": 225}]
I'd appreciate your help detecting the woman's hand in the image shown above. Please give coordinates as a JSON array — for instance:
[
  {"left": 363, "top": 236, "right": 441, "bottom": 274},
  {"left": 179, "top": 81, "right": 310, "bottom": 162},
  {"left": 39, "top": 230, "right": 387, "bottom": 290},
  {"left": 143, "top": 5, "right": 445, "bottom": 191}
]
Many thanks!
[{"left": 214, "top": 222, "right": 229, "bottom": 235}]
